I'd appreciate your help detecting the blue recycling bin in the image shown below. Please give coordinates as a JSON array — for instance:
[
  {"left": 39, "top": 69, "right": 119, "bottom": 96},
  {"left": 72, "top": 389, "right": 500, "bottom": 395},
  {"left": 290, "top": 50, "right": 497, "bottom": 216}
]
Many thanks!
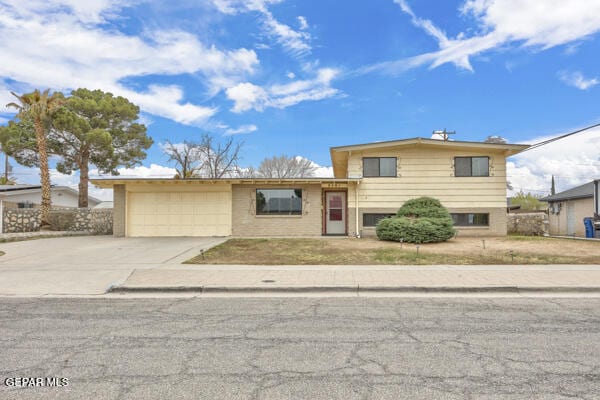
[{"left": 583, "top": 218, "right": 594, "bottom": 238}]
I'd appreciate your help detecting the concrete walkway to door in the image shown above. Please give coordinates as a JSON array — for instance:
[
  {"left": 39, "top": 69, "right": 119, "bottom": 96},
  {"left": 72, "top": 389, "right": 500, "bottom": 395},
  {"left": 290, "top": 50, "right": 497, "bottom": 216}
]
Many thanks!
[{"left": 0, "top": 236, "right": 226, "bottom": 296}]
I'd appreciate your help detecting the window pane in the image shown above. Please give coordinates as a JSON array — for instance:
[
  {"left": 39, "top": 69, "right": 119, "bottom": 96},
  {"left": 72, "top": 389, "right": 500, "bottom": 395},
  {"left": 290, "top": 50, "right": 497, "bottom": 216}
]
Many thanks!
[
  {"left": 329, "top": 209, "right": 343, "bottom": 221},
  {"left": 472, "top": 213, "right": 489, "bottom": 225},
  {"left": 451, "top": 213, "right": 489, "bottom": 226},
  {"left": 256, "top": 189, "right": 302, "bottom": 215},
  {"left": 363, "top": 158, "right": 379, "bottom": 177},
  {"left": 363, "top": 213, "right": 395, "bottom": 227},
  {"left": 471, "top": 157, "right": 489, "bottom": 176},
  {"left": 454, "top": 157, "right": 471, "bottom": 177},
  {"left": 379, "top": 158, "right": 396, "bottom": 177}
]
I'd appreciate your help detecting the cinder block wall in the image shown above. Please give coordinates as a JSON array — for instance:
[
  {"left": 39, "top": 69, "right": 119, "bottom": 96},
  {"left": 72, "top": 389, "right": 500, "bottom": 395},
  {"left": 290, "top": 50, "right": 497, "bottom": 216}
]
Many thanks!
[{"left": 232, "top": 184, "right": 322, "bottom": 236}]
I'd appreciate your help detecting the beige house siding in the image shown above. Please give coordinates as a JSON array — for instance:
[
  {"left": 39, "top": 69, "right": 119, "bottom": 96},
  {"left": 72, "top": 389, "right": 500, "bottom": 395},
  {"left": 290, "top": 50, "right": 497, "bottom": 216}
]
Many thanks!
[
  {"left": 548, "top": 197, "right": 593, "bottom": 237},
  {"left": 345, "top": 147, "right": 508, "bottom": 236},
  {"left": 232, "top": 184, "right": 322, "bottom": 237},
  {"left": 113, "top": 184, "right": 126, "bottom": 237},
  {"left": 347, "top": 147, "right": 507, "bottom": 208}
]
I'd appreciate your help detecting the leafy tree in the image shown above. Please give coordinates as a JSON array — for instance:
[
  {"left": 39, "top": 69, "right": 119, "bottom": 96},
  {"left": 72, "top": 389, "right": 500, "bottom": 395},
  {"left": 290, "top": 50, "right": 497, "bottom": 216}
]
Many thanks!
[
  {"left": 52, "top": 89, "right": 152, "bottom": 207},
  {"left": 162, "top": 140, "right": 202, "bottom": 179},
  {"left": 5, "top": 89, "right": 64, "bottom": 228},
  {"left": 551, "top": 175, "right": 556, "bottom": 195},
  {"left": 376, "top": 197, "right": 455, "bottom": 243},
  {"left": 511, "top": 191, "right": 546, "bottom": 211},
  {"left": 256, "top": 154, "right": 317, "bottom": 178},
  {"left": 197, "top": 134, "right": 242, "bottom": 178},
  {"left": 3, "top": 89, "right": 153, "bottom": 207}
]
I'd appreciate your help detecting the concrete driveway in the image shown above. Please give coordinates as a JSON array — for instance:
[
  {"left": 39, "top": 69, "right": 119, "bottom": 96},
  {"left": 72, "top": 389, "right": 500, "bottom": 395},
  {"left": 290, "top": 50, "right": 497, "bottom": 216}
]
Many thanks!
[{"left": 0, "top": 236, "right": 226, "bottom": 296}]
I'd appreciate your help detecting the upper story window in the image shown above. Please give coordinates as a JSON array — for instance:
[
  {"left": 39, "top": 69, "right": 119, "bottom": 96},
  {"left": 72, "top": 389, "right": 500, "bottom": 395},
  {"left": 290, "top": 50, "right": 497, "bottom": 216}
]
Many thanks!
[
  {"left": 454, "top": 156, "right": 489, "bottom": 177},
  {"left": 363, "top": 157, "right": 397, "bottom": 177},
  {"left": 256, "top": 189, "right": 302, "bottom": 215}
]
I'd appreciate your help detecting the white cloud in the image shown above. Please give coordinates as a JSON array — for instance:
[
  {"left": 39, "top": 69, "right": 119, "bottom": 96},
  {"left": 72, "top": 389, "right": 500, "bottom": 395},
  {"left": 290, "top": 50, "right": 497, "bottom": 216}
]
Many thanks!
[
  {"left": 211, "top": 0, "right": 311, "bottom": 57},
  {"left": 224, "top": 124, "right": 257, "bottom": 135},
  {"left": 226, "top": 68, "right": 342, "bottom": 112},
  {"left": 226, "top": 82, "right": 269, "bottom": 113},
  {"left": 558, "top": 71, "right": 599, "bottom": 90},
  {"left": 286, "top": 71, "right": 296, "bottom": 79},
  {"left": 93, "top": 163, "right": 177, "bottom": 178},
  {"left": 370, "top": 0, "right": 600, "bottom": 73},
  {"left": 507, "top": 126, "right": 600, "bottom": 196},
  {"left": 297, "top": 16, "right": 308, "bottom": 30},
  {"left": 311, "top": 162, "right": 334, "bottom": 178},
  {"left": 0, "top": 1, "right": 258, "bottom": 125}
]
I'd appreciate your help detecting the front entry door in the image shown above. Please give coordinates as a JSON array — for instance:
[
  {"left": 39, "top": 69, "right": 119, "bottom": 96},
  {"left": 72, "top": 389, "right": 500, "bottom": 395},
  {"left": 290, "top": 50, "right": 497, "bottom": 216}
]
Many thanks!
[{"left": 325, "top": 192, "right": 346, "bottom": 235}]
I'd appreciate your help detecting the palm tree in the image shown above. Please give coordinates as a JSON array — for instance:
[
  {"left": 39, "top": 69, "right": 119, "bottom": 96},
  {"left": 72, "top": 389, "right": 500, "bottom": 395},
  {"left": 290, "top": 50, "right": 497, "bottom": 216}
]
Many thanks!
[{"left": 6, "top": 89, "right": 64, "bottom": 229}]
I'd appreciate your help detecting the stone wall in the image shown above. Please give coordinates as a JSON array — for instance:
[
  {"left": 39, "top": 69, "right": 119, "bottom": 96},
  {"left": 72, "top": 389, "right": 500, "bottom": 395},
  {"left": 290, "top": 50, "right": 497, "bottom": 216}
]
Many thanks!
[
  {"left": 2, "top": 209, "right": 41, "bottom": 233},
  {"left": 2, "top": 208, "right": 112, "bottom": 234},
  {"left": 507, "top": 212, "right": 549, "bottom": 236}
]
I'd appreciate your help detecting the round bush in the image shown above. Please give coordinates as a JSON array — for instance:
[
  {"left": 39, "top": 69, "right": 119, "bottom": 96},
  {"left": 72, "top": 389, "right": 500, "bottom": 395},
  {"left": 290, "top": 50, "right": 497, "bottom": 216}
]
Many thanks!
[{"left": 376, "top": 197, "right": 455, "bottom": 243}]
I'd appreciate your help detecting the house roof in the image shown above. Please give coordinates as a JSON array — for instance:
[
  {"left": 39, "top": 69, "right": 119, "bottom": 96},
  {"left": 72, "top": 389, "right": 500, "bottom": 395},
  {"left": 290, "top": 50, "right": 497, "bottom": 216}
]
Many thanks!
[
  {"left": 541, "top": 181, "right": 595, "bottom": 202},
  {"left": 0, "top": 185, "right": 102, "bottom": 205},
  {"left": 90, "top": 177, "right": 360, "bottom": 189},
  {"left": 329, "top": 137, "right": 530, "bottom": 178}
]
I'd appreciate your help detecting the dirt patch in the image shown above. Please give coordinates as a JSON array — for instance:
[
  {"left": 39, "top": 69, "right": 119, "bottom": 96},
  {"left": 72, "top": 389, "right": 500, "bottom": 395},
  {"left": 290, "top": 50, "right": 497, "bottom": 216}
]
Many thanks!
[{"left": 186, "top": 236, "right": 600, "bottom": 265}]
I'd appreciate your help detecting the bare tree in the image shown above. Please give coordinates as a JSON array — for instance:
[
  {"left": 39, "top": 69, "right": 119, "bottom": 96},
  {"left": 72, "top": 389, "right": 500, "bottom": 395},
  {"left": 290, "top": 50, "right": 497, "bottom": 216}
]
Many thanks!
[
  {"left": 257, "top": 155, "right": 317, "bottom": 178},
  {"left": 484, "top": 135, "right": 507, "bottom": 144},
  {"left": 198, "top": 134, "right": 243, "bottom": 178},
  {"left": 234, "top": 165, "right": 258, "bottom": 178},
  {"left": 163, "top": 140, "right": 203, "bottom": 179}
]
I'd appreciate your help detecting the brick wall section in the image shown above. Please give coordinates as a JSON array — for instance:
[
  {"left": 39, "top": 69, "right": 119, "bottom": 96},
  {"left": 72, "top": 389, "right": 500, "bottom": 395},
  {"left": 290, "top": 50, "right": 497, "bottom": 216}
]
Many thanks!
[
  {"left": 113, "top": 184, "right": 126, "bottom": 237},
  {"left": 357, "top": 207, "right": 507, "bottom": 237},
  {"left": 232, "top": 184, "right": 322, "bottom": 236}
]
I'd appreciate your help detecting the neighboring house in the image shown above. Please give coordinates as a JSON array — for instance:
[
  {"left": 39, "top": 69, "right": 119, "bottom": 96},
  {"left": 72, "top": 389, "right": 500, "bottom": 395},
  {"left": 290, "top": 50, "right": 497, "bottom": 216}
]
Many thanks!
[
  {"left": 93, "top": 201, "right": 114, "bottom": 209},
  {"left": 91, "top": 137, "right": 529, "bottom": 237},
  {"left": 0, "top": 185, "right": 102, "bottom": 209},
  {"left": 541, "top": 180, "right": 600, "bottom": 237}
]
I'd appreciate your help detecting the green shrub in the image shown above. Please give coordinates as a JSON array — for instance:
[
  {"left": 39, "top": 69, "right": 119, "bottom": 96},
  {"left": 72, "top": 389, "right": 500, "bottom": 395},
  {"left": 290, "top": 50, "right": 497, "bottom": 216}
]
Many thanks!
[{"left": 376, "top": 197, "right": 455, "bottom": 243}]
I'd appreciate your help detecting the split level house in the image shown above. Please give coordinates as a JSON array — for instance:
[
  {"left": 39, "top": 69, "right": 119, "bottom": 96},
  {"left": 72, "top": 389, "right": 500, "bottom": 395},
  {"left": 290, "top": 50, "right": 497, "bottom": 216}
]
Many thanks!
[
  {"left": 91, "top": 137, "right": 529, "bottom": 238},
  {"left": 0, "top": 185, "right": 102, "bottom": 209}
]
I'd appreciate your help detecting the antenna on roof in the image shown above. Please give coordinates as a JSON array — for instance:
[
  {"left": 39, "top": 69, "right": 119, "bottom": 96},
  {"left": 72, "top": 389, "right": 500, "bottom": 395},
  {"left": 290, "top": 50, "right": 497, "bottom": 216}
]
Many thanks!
[{"left": 432, "top": 129, "right": 455, "bottom": 141}]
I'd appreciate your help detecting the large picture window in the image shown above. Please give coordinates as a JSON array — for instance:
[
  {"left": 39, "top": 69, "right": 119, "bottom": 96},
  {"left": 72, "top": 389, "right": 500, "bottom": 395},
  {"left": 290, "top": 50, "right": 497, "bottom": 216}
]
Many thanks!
[
  {"left": 256, "top": 189, "right": 302, "bottom": 215},
  {"left": 454, "top": 157, "right": 489, "bottom": 177},
  {"left": 363, "top": 157, "right": 397, "bottom": 177},
  {"left": 451, "top": 213, "right": 489, "bottom": 226}
]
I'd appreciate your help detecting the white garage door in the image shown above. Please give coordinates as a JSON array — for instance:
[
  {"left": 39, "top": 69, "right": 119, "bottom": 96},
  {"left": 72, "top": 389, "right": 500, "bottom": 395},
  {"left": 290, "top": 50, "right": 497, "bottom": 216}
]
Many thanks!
[{"left": 127, "top": 190, "right": 231, "bottom": 237}]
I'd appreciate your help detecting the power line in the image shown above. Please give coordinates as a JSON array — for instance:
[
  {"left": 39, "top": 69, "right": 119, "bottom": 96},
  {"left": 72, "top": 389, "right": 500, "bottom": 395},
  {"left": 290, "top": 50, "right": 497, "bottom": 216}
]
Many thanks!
[{"left": 520, "top": 122, "right": 600, "bottom": 153}]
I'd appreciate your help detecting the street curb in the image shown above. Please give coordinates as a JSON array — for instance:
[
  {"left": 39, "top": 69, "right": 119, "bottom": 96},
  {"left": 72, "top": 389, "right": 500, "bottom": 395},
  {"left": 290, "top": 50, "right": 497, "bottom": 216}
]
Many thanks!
[{"left": 107, "top": 285, "right": 600, "bottom": 294}]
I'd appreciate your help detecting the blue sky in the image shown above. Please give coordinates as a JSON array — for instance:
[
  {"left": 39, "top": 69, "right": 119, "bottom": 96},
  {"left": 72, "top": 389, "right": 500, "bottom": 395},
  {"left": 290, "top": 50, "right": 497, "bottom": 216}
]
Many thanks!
[{"left": 1, "top": 0, "right": 600, "bottom": 200}]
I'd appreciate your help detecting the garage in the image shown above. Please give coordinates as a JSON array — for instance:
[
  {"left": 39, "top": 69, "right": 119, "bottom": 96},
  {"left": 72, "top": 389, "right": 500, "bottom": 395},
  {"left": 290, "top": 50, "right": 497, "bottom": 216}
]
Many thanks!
[{"left": 126, "top": 186, "right": 232, "bottom": 237}]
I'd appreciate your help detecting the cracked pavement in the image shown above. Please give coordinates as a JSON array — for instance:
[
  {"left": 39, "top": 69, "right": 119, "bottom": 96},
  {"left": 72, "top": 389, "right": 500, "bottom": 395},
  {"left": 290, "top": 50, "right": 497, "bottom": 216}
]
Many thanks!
[{"left": 1, "top": 297, "right": 600, "bottom": 399}]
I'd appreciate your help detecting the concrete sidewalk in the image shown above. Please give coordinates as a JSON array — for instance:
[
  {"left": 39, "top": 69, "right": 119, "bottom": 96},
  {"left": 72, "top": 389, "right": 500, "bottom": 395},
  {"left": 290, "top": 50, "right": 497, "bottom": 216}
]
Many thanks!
[{"left": 110, "top": 264, "right": 600, "bottom": 294}]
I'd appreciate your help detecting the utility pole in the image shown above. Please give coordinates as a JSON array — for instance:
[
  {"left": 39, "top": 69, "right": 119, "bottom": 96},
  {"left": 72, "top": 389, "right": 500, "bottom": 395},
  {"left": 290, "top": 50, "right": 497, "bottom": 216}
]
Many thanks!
[{"left": 432, "top": 129, "right": 456, "bottom": 141}]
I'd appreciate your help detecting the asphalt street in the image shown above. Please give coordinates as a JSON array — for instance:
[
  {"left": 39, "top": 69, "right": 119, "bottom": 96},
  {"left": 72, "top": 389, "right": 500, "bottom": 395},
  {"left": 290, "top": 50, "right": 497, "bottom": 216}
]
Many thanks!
[{"left": 1, "top": 297, "right": 600, "bottom": 399}]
